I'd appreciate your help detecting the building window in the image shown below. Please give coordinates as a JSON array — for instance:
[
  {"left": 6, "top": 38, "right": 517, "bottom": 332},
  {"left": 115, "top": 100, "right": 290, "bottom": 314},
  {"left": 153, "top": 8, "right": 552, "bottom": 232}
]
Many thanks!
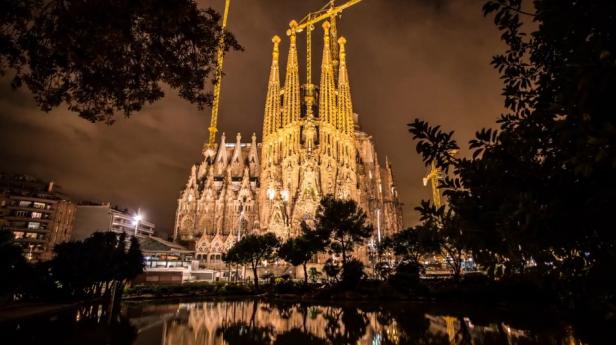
[
  {"left": 13, "top": 231, "right": 24, "bottom": 239},
  {"left": 18, "top": 200, "right": 32, "bottom": 208},
  {"left": 33, "top": 202, "right": 46, "bottom": 209},
  {"left": 15, "top": 210, "right": 28, "bottom": 217},
  {"left": 25, "top": 232, "right": 38, "bottom": 239},
  {"left": 28, "top": 222, "right": 40, "bottom": 230},
  {"left": 31, "top": 212, "right": 42, "bottom": 219}
]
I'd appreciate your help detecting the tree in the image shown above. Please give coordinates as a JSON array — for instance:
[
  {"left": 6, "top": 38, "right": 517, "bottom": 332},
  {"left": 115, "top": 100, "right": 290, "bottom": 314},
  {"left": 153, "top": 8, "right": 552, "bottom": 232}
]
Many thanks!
[
  {"left": 0, "top": 230, "right": 29, "bottom": 300},
  {"left": 380, "top": 225, "right": 438, "bottom": 265},
  {"left": 408, "top": 0, "right": 616, "bottom": 288},
  {"left": 0, "top": 0, "right": 241, "bottom": 122},
  {"left": 123, "top": 236, "right": 145, "bottom": 281},
  {"left": 340, "top": 259, "right": 365, "bottom": 288},
  {"left": 278, "top": 222, "right": 322, "bottom": 285},
  {"left": 224, "top": 233, "right": 280, "bottom": 290},
  {"left": 51, "top": 231, "right": 144, "bottom": 300},
  {"left": 323, "top": 258, "right": 340, "bottom": 283},
  {"left": 278, "top": 237, "right": 315, "bottom": 286},
  {"left": 315, "top": 195, "right": 372, "bottom": 265}
]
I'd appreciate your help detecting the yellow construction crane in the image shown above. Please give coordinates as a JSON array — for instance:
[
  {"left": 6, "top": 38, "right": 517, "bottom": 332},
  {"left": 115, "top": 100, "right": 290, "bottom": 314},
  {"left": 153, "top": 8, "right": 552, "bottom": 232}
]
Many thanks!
[
  {"left": 423, "top": 150, "right": 458, "bottom": 208},
  {"left": 207, "top": 0, "right": 231, "bottom": 150},
  {"left": 292, "top": 0, "right": 362, "bottom": 87},
  {"left": 423, "top": 160, "right": 443, "bottom": 208}
]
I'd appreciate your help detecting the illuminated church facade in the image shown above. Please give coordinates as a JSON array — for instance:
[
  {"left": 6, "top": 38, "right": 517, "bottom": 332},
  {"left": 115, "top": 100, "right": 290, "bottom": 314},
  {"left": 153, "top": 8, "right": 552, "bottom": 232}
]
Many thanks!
[{"left": 173, "top": 19, "right": 403, "bottom": 266}]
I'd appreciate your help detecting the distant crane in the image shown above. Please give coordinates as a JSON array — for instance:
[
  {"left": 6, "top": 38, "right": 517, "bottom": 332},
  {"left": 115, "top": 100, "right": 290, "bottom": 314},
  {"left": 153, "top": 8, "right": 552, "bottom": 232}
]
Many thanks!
[
  {"left": 422, "top": 149, "right": 458, "bottom": 208},
  {"left": 292, "top": 0, "right": 362, "bottom": 87},
  {"left": 207, "top": 0, "right": 232, "bottom": 150},
  {"left": 423, "top": 160, "right": 443, "bottom": 208}
]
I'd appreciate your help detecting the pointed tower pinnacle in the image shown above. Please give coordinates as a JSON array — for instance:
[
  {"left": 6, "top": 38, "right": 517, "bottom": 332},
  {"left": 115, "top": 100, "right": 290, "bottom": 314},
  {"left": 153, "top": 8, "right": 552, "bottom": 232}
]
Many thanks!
[
  {"left": 282, "top": 21, "right": 301, "bottom": 126},
  {"left": 319, "top": 21, "right": 337, "bottom": 128},
  {"left": 263, "top": 35, "right": 281, "bottom": 141},
  {"left": 337, "top": 36, "right": 354, "bottom": 137},
  {"left": 230, "top": 132, "right": 244, "bottom": 176},
  {"left": 215, "top": 132, "right": 228, "bottom": 174}
]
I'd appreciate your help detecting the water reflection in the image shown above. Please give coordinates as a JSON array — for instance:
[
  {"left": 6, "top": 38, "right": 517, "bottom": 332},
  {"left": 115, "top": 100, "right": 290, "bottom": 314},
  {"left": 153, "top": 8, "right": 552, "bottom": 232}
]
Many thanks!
[
  {"left": 125, "top": 300, "right": 583, "bottom": 345},
  {"left": 3, "top": 303, "right": 137, "bottom": 345}
]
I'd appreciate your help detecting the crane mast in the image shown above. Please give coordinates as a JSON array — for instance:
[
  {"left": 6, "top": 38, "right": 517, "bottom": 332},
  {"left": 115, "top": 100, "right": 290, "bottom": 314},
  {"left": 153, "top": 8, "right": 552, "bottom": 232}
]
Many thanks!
[
  {"left": 423, "top": 150, "right": 458, "bottom": 208},
  {"left": 292, "top": 0, "right": 362, "bottom": 103},
  {"left": 423, "top": 161, "right": 443, "bottom": 208},
  {"left": 207, "top": 0, "right": 231, "bottom": 150}
]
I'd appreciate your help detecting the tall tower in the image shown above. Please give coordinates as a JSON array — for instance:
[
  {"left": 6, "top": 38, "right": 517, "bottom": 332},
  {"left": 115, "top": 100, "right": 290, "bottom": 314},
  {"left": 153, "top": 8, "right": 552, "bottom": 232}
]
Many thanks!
[{"left": 174, "top": 1, "right": 403, "bottom": 268}]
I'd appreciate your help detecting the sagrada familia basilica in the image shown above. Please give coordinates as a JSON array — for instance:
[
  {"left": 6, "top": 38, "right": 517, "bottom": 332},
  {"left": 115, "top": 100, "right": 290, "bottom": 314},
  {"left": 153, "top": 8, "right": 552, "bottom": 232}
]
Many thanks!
[{"left": 173, "top": 9, "right": 403, "bottom": 267}]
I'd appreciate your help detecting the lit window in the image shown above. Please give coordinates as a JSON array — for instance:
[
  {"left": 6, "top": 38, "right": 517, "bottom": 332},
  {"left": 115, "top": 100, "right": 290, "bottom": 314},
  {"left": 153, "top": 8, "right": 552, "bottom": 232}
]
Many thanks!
[
  {"left": 33, "top": 202, "right": 46, "bottom": 209},
  {"left": 13, "top": 231, "right": 24, "bottom": 239},
  {"left": 25, "top": 232, "right": 38, "bottom": 239},
  {"left": 19, "top": 200, "right": 32, "bottom": 207},
  {"left": 31, "top": 212, "right": 42, "bottom": 219},
  {"left": 28, "top": 222, "right": 40, "bottom": 230}
]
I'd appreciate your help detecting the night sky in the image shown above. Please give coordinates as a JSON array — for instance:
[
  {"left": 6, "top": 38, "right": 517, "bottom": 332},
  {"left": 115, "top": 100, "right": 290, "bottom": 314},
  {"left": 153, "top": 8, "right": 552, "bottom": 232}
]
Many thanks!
[{"left": 0, "top": 0, "right": 504, "bottom": 237}]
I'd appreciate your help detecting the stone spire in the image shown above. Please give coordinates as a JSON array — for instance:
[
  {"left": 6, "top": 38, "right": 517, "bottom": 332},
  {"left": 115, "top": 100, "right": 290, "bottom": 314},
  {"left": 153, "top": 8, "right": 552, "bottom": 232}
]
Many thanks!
[
  {"left": 248, "top": 132, "right": 260, "bottom": 177},
  {"left": 262, "top": 35, "right": 281, "bottom": 141},
  {"left": 215, "top": 132, "right": 228, "bottom": 175},
  {"left": 337, "top": 37, "right": 354, "bottom": 137},
  {"left": 230, "top": 132, "right": 244, "bottom": 176},
  {"left": 282, "top": 21, "right": 301, "bottom": 126},
  {"left": 319, "top": 21, "right": 337, "bottom": 128}
]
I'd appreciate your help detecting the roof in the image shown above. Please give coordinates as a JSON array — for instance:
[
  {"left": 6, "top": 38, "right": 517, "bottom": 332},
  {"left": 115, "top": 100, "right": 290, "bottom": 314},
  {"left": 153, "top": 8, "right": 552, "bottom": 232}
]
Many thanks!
[{"left": 138, "top": 235, "right": 193, "bottom": 254}]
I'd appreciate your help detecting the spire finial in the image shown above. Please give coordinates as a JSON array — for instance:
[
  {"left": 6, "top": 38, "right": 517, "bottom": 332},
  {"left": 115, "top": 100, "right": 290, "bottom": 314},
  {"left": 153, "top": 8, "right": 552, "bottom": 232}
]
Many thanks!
[
  {"left": 338, "top": 36, "right": 347, "bottom": 63},
  {"left": 272, "top": 35, "right": 281, "bottom": 60}
]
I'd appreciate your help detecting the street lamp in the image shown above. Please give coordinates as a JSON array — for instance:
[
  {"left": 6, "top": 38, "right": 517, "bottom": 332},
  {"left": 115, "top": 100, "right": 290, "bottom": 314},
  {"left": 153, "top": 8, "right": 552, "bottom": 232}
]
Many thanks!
[{"left": 133, "top": 213, "right": 143, "bottom": 237}]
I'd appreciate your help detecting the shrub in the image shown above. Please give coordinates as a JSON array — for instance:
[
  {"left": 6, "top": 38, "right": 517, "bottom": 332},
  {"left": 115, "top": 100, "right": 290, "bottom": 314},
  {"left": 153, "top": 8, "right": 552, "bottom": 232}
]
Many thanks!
[
  {"left": 341, "top": 259, "right": 365, "bottom": 288},
  {"left": 389, "top": 260, "right": 423, "bottom": 290}
]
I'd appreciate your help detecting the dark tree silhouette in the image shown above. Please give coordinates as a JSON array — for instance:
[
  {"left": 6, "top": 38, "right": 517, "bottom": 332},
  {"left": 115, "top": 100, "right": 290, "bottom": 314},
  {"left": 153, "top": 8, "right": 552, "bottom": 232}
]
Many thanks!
[
  {"left": 278, "top": 222, "right": 321, "bottom": 285},
  {"left": 216, "top": 322, "right": 274, "bottom": 345},
  {"left": 51, "top": 232, "right": 144, "bottom": 299},
  {"left": 224, "top": 233, "right": 280, "bottom": 289},
  {"left": 0, "top": 0, "right": 241, "bottom": 122},
  {"left": 315, "top": 195, "right": 372, "bottom": 265},
  {"left": 408, "top": 0, "right": 616, "bottom": 296},
  {"left": 0, "top": 230, "right": 29, "bottom": 299}
]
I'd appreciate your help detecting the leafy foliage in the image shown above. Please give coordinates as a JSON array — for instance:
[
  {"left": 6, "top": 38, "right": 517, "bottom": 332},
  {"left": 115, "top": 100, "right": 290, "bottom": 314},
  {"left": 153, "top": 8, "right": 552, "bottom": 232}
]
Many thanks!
[
  {"left": 314, "top": 195, "right": 372, "bottom": 265},
  {"left": 0, "top": 0, "right": 241, "bottom": 122},
  {"left": 340, "top": 259, "right": 365, "bottom": 288},
  {"left": 0, "top": 230, "right": 29, "bottom": 298},
  {"left": 224, "top": 233, "right": 280, "bottom": 289},
  {"left": 51, "top": 232, "right": 144, "bottom": 299},
  {"left": 408, "top": 0, "right": 616, "bottom": 303},
  {"left": 278, "top": 224, "right": 321, "bottom": 285}
]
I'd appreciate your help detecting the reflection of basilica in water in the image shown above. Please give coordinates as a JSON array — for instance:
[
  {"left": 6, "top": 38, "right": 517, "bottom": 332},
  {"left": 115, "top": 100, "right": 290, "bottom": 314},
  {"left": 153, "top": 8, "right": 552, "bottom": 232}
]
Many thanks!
[{"left": 125, "top": 300, "right": 580, "bottom": 345}]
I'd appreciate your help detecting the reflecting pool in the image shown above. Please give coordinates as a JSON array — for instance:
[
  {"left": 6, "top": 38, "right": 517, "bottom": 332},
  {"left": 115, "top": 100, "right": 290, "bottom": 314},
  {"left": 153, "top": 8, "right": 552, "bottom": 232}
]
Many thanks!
[{"left": 3, "top": 299, "right": 598, "bottom": 345}]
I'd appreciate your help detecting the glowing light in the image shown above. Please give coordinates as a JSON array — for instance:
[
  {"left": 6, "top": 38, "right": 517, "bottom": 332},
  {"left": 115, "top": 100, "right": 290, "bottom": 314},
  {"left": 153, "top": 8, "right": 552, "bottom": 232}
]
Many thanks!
[{"left": 267, "top": 187, "right": 276, "bottom": 200}]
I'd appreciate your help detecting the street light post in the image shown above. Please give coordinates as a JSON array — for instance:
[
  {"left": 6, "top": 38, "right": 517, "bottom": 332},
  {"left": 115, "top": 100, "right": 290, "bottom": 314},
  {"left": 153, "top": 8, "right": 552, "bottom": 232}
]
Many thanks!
[{"left": 133, "top": 213, "right": 143, "bottom": 237}]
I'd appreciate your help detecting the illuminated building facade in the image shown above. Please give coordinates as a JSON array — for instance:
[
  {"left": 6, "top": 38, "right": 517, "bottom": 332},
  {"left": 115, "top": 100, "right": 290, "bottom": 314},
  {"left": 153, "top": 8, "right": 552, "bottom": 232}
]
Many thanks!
[
  {"left": 0, "top": 174, "right": 75, "bottom": 261},
  {"left": 173, "top": 16, "right": 403, "bottom": 268}
]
